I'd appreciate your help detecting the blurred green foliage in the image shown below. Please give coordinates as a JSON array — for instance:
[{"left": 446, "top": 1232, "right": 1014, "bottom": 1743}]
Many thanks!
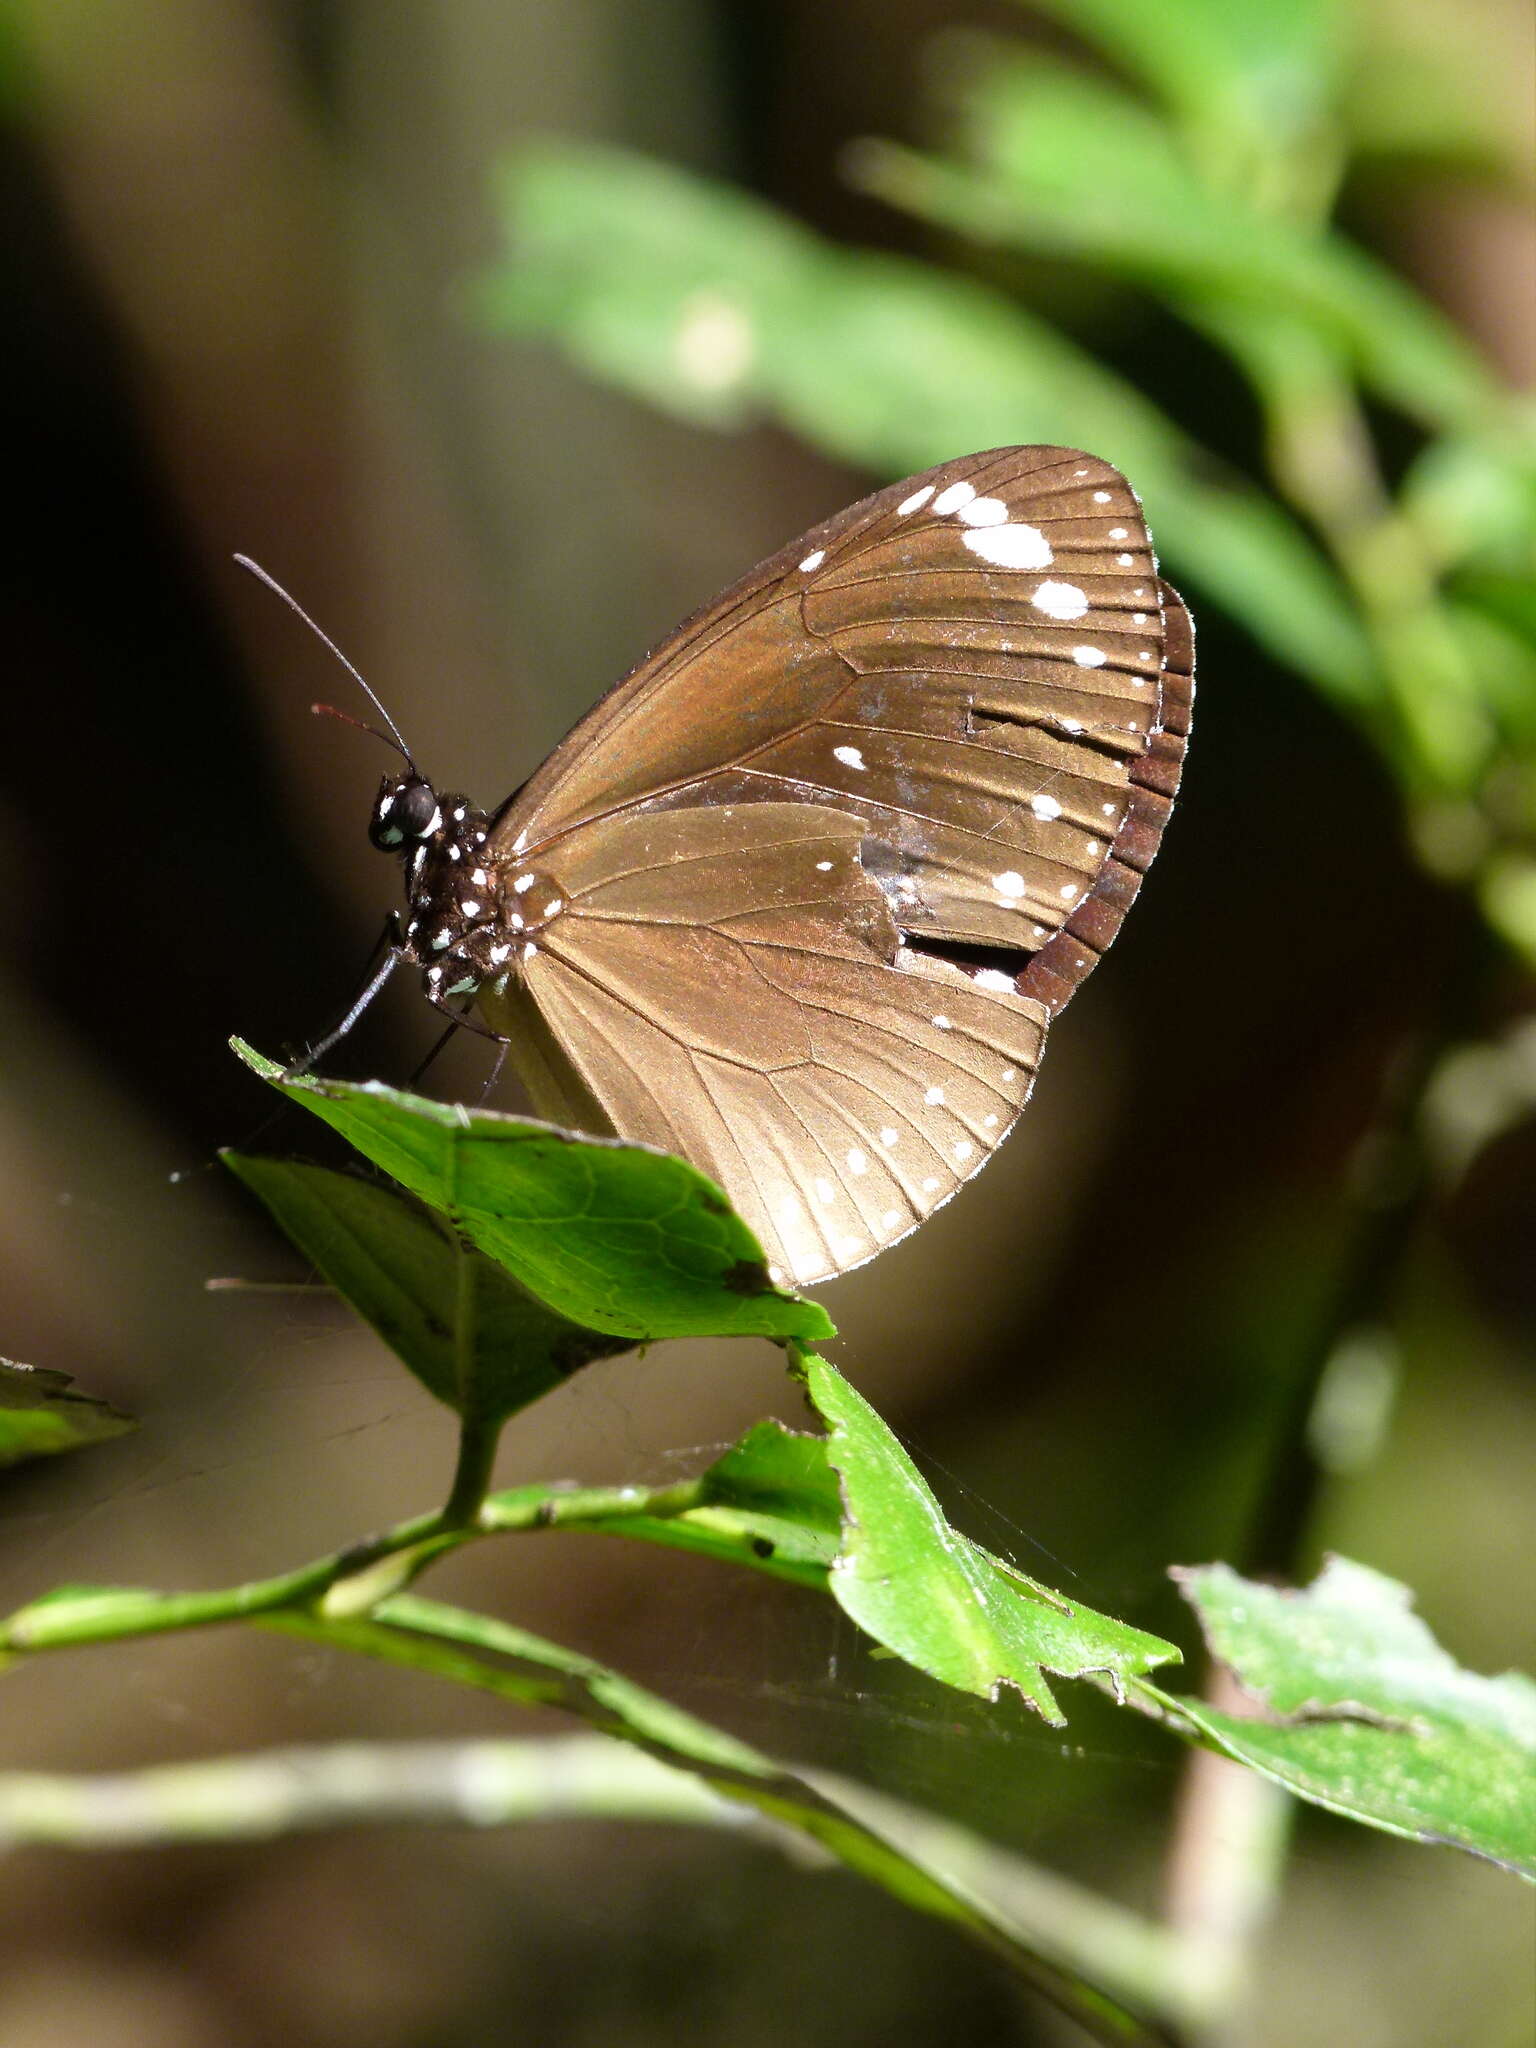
[
  {"left": 479, "top": 0, "right": 1536, "bottom": 959},
  {"left": 0, "top": 1358, "right": 135, "bottom": 1469}
]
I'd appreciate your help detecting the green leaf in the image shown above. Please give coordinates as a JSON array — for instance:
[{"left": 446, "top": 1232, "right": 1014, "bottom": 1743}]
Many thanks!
[
  {"left": 477, "top": 1423, "right": 841, "bottom": 1588},
  {"left": 0, "top": 1358, "right": 135, "bottom": 1470},
  {"left": 858, "top": 63, "right": 1496, "bottom": 434},
  {"left": 1025, "top": 0, "right": 1345, "bottom": 162},
  {"left": 1404, "top": 424, "right": 1536, "bottom": 574},
  {"left": 701, "top": 1417, "right": 846, "bottom": 1535},
  {"left": 482, "top": 142, "right": 1373, "bottom": 699},
  {"left": 232, "top": 1043, "right": 834, "bottom": 1348},
  {"left": 223, "top": 1155, "right": 631, "bottom": 1425},
  {"left": 605, "top": 1420, "right": 844, "bottom": 1583},
  {"left": 801, "top": 1354, "right": 1179, "bottom": 1721},
  {"left": 1477, "top": 859, "right": 1536, "bottom": 977},
  {"left": 1156, "top": 1557, "right": 1536, "bottom": 1877}
]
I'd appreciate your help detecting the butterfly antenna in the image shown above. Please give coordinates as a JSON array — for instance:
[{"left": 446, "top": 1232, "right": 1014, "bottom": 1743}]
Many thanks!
[
  {"left": 233, "top": 554, "right": 418, "bottom": 770},
  {"left": 311, "top": 701, "right": 415, "bottom": 758}
]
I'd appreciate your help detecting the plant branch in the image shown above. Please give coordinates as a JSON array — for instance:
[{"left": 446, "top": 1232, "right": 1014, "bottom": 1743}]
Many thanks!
[
  {"left": 1207, "top": 309, "right": 1489, "bottom": 802},
  {"left": 0, "top": 1733, "right": 758, "bottom": 1850},
  {"left": 0, "top": 1476, "right": 711, "bottom": 1658}
]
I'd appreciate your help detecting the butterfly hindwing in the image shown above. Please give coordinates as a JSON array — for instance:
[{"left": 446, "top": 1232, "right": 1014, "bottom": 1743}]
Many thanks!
[{"left": 480, "top": 803, "right": 1047, "bottom": 1285}]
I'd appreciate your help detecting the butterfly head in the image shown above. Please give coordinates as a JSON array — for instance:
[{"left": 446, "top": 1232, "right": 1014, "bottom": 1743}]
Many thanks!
[
  {"left": 366, "top": 776, "right": 535, "bottom": 1009},
  {"left": 369, "top": 774, "right": 442, "bottom": 851}
]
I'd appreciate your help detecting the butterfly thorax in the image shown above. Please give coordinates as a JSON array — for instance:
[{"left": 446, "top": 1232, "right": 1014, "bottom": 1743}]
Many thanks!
[{"left": 371, "top": 774, "right": 565, "bottom": 1007}]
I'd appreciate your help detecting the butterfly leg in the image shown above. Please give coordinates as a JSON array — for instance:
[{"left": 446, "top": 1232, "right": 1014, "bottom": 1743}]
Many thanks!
[{"left": 286, "top": 922, "right": 402, "bottom": 1076}]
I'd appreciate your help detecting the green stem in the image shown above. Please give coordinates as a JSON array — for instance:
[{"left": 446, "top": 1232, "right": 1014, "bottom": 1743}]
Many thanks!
[
  {"left": 0, "top": 1734, "right": 748, "bottom": 1848},
  {"left": 441, "top": 1410, "right": 503, "bottom": 1529},
  {"left": 0, "top": 1477, "right": 710, "bottom": 1657},
  {"left": 439, "top": 1237, "right": 498, "bottom": 1528},
  {"left": 1209, "top": 309, "right": 1488, "bottom": 800},
  {"left": 264, "top": 1596, "right": 1184, "bottom": 2048}
]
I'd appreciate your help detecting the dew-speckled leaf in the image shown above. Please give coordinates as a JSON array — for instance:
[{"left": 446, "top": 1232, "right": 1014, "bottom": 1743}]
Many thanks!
[
  {"left": 232, "top": 1044, "right": 834, "bottom": 1346},
  {"left": 224, "top": 1155, "right": 631, "bottom": 1424},
  {"left": 803, "top": 1355, "right": 1178, "bottom": 1721},
  {"left": 0, "top": 1359, "right": 135, "bottom": 1470},
  {"left": 482, "top": 142, "right": 1371, "bottom": 702},
  {"left": 1161, "top": 1557, "right": 1536, "bottom": 1878}
]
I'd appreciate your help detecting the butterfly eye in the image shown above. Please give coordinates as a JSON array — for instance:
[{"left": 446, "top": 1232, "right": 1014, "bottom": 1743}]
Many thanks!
[{"left": 371, "top": 778, "right": 441, "bottom": 850}]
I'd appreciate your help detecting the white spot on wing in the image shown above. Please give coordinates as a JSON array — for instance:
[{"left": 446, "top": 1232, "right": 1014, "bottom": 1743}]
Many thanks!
[
  {"left": 814, "top": 1178, "right": 835, "bottom": 1205},
  {"left": 933, "top": 480, "right": 976, "bottom": 514},
  {"left": 992, "top": 870, "right": 1026, "bottom": 899},
  {"left": 922, "top": 1176, "right": 941, "bottom": 1193},
  {"left": 879, "top": 1127, "right": 899, "bottom": 1147},
  {"left": 897, "top": 483, "right": 935, "bottom": 515},
  {"left": 1072, "top": 645, "right": 1106, "bottom": 667},
  {"left": 924, "top": 1086, "right": 945, "bottom": 1106},
  {"left": 932, "top": 1014, "right": 952, "bottom": 1030},
  {"left": 837, "top": 1235, "right": 864, "bottom": 1261},
  {"left": 881, "top": 1208, "right": 902, "bottom": 1231},
  {"left": 1093, "top": 490, "right": 1112, "bottom": 503},
  {"left": 964, "top": 523, "right": 1053, "bottom": 570},
  {"left": 1030, "top": 794, "right": 1062, "bottom": 821},
  {"left": 799, "top": 549, "right": 825, "bottom": 572},
  {"left": 974, "top": 968, "right": 1014, "bottom": 993},
  {"left": 953, "top": 1139, "right": 974, "bottom": 1162},
  {"left": 846, "top": 1148, "right": 868, "bottom": 1175},
  {"left": 832, "top": 744, "right": 866, "bottom": 771},
  {"left": 815, "top": 859, "right": 834, "bottom": 871},
  {"left": 1032, "top": 580, "right": 1089, "bottom": 620},
  {"left": 957, "top": 496, "right": 1008, "bottom": 526}
]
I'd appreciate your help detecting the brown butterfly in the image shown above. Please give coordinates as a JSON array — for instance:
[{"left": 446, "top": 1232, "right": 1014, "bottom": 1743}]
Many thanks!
[{"left": 281, "top": 446, "right": 1192, "bottom": 1288}]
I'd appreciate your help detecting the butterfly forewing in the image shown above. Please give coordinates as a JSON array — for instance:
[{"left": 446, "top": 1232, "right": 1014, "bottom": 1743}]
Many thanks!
[{"left": 471, "top": 446, "right": 1191, "bottom": 1281}]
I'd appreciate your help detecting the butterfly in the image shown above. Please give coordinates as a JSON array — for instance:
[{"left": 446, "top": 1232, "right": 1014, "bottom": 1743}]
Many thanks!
[{"left": 296, "top": 446, "right": 1192, "bottom": 1289}]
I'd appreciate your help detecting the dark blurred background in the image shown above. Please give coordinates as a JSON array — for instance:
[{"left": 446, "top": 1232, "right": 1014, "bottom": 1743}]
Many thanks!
[{"left": 1, "top": 4, "right": 1532, "bottom": 2045}]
